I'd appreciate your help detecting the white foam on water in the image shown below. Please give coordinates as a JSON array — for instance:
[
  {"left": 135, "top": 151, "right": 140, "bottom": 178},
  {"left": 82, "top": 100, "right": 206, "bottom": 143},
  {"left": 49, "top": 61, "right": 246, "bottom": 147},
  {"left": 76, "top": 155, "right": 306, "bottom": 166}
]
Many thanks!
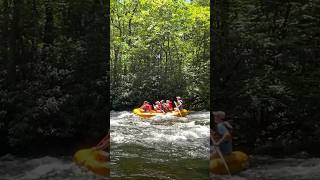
[
  {"left": 110, "top": 111, "right": 134, "bottom": 121},
  {"left": 110, "top": 119, "right": 120, "bottom": 126},
  {"left": 187, "top": 111, "right": 210, "bottom": 118},
  {"left": 111, "top": 134, "right": 125, "bottom": 143},
  {"left": 22, "top": 161, "right": 75, "bottom": 179},
  {"left": 0, "top": 155, "right": 104, "bottom": 180},
  {"left": 117, "top": 111, "right": 134, "bottom": 119},
  {"left": 150, "top": 113, "right": 188, "bottom": 122},
  {"left": 111, "top": 111, "right": 210, "bottom": 160}
]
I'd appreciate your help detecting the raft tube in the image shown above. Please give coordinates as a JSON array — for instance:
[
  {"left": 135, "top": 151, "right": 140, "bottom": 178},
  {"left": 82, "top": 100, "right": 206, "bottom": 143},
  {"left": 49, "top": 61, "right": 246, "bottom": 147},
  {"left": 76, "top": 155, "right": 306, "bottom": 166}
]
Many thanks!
[
  {"left": 133, "top": 108, "right": 189, "bottom": 119},
  {"left": 210, "top": 151, "right": 249, "bottom": 175},
  {"left": 73, "top": 148, "right": 110, "bottom": 177}
]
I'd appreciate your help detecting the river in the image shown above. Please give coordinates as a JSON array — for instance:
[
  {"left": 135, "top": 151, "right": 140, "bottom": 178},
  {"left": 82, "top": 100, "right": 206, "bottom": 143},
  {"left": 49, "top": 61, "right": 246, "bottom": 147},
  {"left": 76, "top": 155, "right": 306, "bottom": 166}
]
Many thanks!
[
  {"left": 110, "top": 111, "right": 210, "bottom": 179},
  {"left": 0, "top": 111, "right": 319, "bottom": 179}
]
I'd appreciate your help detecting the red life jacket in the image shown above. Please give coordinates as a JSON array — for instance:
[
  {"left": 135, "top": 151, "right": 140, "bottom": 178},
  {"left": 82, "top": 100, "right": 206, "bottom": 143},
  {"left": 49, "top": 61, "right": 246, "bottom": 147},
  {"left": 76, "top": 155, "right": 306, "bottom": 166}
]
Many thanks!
[
  {"left": 156, "top": 104, "right": 162, "bottom": 110},
  {"left": 168, "top": 101, "right": 173, "bottom": 110},
  {"left": 145, "top": 104, "right": 152, "bottom": 111}
]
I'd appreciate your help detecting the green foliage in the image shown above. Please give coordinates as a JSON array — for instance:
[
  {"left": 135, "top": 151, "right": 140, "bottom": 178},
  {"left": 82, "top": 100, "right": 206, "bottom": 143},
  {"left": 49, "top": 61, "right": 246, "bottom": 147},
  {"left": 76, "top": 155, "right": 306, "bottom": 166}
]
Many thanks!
[
  {"left": 213, "top": 0, "right": 320, "bottom": 156},
  {"left": 111, "top": 0, "right": 210, "bottom": 110},
  {"left": 0, "top": 0, "right": 108, "bottom": 155}
]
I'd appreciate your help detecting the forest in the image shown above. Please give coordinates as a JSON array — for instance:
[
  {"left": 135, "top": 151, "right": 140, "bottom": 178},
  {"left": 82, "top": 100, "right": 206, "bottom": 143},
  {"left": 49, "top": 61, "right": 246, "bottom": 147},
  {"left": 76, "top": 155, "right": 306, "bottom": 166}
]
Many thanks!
[
  {"left": 110, "top": 0, "right": 210, "bottom": 110},
  {"left": 0, "top": 0, "right": 109, "bottom": 156},
  {"left": 212, "top": 0, "right": 320, "bottom": 156},
  {"left": 0, "top": 0, "right": 319, "bottom": 160}
]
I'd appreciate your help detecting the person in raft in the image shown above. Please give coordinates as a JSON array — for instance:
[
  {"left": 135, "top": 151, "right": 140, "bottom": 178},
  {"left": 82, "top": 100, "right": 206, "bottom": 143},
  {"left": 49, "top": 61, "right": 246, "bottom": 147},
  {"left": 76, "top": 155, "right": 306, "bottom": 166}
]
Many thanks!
[
  {"left": 154, "top": 101, "right": 164, "bottom": 113},
  {"left": 210, "top": 111, "right": 233, "bottom": 159},
  {"left": 92, "top": 132, "right": 110, "bottom": 161},
  {"left": 161, "top": 100, "right": 169, "bottom": 112},
  {"left": 166, "top": 100, "right": 173, "bottom": 111},
  {"left": 140, "top": 101, "right": 152, "bottom": 112},
  {"left": 174, "top": 96, "right": 183, "bottom": 110}
]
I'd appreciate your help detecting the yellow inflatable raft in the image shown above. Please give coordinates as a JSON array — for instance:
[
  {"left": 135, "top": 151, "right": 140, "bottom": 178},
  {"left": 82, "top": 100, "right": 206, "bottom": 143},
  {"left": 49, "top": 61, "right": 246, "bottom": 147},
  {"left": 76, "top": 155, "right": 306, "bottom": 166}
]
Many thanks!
[
  {"left": 73, "top": 148, "right": 110, "bottom": 177},
  {"left": 133, "top": 108, "right": 189, "bottom": 119},
  {"left": 210, "top": 151, "right": 249, "bottom": 175}
]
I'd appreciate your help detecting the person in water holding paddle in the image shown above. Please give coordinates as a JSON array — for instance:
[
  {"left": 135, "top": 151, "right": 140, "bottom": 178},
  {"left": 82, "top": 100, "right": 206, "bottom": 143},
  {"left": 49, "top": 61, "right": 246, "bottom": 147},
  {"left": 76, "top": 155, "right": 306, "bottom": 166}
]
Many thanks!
[{"left": 211, "top": 111, "right": 233, "bottom": 159}]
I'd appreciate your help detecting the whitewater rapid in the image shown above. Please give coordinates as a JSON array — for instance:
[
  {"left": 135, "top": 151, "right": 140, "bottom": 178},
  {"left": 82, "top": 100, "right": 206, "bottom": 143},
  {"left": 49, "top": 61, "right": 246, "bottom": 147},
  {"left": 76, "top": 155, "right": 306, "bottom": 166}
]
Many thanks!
[
  {"left": 110, "top": 111, "right": 210, "bottom": 179},
  {"left": 110, "top": 111, "right": 210, "bottom": 160},
  {"left": 0, "top": 154, "right": 101, "bottom": 180},
  {"left": 1, "top": 111, "right": 320, "bottom": 179}
]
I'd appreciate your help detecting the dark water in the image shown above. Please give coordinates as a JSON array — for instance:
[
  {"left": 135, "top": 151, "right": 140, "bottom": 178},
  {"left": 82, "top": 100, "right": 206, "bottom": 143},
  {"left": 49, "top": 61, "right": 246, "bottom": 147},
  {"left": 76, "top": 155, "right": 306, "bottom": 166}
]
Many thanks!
[
  {"left": 212, "top": 156, "right": 320, "bottom": 180},
  {"left": 1, "top": 154, "right": 320, "bottom": 179},
  {"left": 1, "top": 111, "right": 320, "bottom": 179}
]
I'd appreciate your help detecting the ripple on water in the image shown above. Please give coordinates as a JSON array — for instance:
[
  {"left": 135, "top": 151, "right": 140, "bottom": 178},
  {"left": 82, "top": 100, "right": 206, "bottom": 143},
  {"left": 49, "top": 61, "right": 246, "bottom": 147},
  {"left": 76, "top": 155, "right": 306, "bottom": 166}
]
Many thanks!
[
  {"left": 0, "top": 155, "right": 107, "bottom": 180},
  {"left": 110, "top": 111, "right": 210, "bottom": 178},
  {"left": 210, "top": 157, "right": 320, "bottom": 180}
]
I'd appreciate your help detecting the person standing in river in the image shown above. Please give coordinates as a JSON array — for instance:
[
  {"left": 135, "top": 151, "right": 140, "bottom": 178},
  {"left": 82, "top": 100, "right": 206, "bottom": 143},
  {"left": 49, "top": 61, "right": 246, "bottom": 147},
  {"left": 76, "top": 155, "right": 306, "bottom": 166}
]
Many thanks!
[{"left": 210, "top": 111, "right": 233, "bottom": 159}]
